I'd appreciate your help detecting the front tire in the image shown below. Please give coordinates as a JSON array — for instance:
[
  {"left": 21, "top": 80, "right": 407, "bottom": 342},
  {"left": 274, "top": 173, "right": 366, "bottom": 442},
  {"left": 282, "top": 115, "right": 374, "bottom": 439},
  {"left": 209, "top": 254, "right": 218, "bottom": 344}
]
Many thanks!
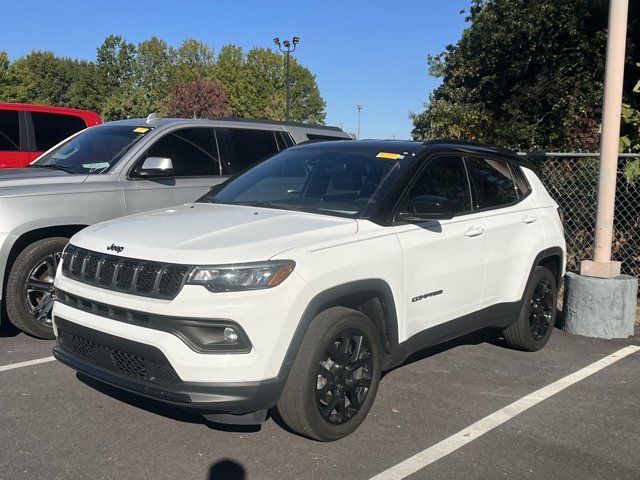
[
  {"left": 5, "top": 237, "right": 68, "bottom": 339},
  {"left": 503, "top": 266, "right": 557, "bottom": 351},
  {"left": 277, "top": 307, "right": 382, "bottom": 441}
]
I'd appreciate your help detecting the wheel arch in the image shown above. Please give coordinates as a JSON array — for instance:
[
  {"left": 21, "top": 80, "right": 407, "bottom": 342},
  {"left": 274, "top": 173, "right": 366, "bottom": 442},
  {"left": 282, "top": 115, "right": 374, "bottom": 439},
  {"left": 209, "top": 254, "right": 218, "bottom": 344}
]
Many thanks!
[
  {"left": 278, "top": 279, "right": 400, "bottom": 380},
  {"left": 1, "top": 224, "right": 87, "bottom": 309},
  {"left": 532, "top": 246, "right": 564, "bottom": 289}
]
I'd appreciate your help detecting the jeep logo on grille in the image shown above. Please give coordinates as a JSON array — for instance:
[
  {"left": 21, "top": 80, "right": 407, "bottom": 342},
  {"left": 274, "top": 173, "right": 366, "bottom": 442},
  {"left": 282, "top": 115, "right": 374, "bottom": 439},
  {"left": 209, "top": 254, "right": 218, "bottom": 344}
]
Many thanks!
[{"left": 106, "top": 243, "right": 124, "bottom": 253}]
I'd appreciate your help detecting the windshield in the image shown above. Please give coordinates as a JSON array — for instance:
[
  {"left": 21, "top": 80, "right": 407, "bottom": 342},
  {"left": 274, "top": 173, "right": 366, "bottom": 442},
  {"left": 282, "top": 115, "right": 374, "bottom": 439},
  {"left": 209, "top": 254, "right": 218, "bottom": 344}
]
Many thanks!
[
  {"left": 32, "top": 125, "right": 150, "bottom": 174},
  {"left": 203, "top": 146, "right": 413, "bottom": 219}
]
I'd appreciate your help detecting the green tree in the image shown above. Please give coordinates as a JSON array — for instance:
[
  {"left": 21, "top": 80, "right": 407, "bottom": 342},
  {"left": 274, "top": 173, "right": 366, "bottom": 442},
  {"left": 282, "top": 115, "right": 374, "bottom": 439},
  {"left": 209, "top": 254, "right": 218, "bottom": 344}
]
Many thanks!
[
  {"left": 211, "top": 44, "right": 255, "bottom": 116},
  {"left": 135, "top": 37, "right": 173, "bottom": 114},
  {"left": 96, "top": 35, "right": 136, "bottom": 93},
  {"left": 0, "top": 35, "right": 327, "bottom": 124},
  {"left": 620, "top": 67, "right": 640, "bottom": 183},
  {"left": 65, "top": 61, "right": 104, "bottom": 112},
  {"left": 211, "top": 45, "right": 326, "bottom": 123},
  {"left": 0, "top": 51, "right": 88, "bottom": 106},
  {"left": 171, "top": 39, "right": 215, "bottom": 83},
  {"left": 412, "top": 0, "right": 640, "bottom": 151},
  {"left": 0, "top": 51, "right": 8, "bottom": 79},
  {"left": 286, "top": 58, "right": 326, "bottom": 124}
]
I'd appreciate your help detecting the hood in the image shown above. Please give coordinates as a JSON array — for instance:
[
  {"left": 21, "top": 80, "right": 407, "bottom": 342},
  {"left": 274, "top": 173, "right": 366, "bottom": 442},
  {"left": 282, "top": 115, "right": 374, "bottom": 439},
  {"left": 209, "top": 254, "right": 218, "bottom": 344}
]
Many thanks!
[
  {"left": 0, "top": 168, "right": 87, "bottom": 188},
  {"left": 72, "top": 203, "right": 358, "bottom": 264}
]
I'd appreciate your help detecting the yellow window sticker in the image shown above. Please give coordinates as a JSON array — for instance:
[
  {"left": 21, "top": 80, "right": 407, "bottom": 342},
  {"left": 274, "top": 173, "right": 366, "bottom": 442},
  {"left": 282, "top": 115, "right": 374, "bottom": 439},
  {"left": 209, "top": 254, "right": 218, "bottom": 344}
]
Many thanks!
[
  {"left": 133, "top": 127, "right": 150, "bottom": 134},
  {"left": 376, "top": 152, "right": 404, "bottom": 160}
]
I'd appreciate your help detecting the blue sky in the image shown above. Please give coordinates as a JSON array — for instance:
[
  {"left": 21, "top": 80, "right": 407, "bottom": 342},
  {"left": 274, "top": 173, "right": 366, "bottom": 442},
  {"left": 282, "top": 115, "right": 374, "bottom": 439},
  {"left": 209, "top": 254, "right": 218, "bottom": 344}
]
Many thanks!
[{"left": 1, "top": 0, "right": 470, "bottom": 139}]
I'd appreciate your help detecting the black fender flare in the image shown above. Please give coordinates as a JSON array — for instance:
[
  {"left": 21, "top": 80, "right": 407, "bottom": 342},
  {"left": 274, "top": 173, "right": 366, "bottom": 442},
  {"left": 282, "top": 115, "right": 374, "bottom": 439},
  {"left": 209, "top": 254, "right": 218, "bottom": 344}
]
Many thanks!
[{"left": 275, "top": 279, "right": 400, "bottom": 384}]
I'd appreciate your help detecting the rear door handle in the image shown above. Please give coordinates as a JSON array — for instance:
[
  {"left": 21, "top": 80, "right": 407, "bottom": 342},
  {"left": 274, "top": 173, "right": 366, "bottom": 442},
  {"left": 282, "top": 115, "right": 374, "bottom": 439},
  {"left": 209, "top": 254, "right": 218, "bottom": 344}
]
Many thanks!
[
  {"left": 465, "top": 226, "right": 485, "bottom": 237},
  {"left": 523, "top": 214, "right": 537, "bottom": 224}
]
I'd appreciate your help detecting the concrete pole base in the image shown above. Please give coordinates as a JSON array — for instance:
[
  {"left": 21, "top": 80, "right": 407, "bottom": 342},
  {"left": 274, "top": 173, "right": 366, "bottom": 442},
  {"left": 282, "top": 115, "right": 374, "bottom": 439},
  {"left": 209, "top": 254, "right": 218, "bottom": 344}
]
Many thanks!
[{"left": 563, "top": 272, "right": 638, "bottom": 339}]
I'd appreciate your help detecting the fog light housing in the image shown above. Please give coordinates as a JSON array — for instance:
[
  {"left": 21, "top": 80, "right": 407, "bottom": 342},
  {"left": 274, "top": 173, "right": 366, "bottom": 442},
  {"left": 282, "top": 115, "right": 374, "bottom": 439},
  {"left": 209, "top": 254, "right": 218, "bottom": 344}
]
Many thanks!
[{"left": 223, "top": 327, "right": 238, "bottom": 343}]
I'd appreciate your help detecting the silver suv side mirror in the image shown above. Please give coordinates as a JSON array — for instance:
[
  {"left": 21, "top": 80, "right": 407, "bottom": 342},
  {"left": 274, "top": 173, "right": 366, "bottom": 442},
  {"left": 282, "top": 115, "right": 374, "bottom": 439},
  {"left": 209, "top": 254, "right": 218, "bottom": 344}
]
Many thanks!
[{"left": 137, "top": 157, "right": 174, "bottom": 177}]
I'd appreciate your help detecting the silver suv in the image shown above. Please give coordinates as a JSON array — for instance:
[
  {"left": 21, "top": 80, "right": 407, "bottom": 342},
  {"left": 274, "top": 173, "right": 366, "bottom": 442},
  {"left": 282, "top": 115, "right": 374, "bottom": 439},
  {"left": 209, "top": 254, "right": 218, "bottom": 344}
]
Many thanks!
[{"left": 0, "top": 116, "right": 350, "bottom": 338}]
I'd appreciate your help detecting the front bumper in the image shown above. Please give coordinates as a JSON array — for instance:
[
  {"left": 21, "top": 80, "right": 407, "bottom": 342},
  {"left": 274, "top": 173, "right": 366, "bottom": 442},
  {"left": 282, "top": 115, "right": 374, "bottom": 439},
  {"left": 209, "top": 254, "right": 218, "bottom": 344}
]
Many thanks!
[{"left": 53, "top": 317, "right": 284, "bottom": 414}]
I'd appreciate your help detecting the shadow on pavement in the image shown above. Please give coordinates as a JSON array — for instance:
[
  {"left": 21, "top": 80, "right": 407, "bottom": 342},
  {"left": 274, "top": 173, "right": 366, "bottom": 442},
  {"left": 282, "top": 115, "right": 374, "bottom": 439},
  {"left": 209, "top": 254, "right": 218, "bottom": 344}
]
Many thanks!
[
  {"left": 0, "top": 315, "right": 20, "bottom": 338},
  {"left": 208, "top": 459, "right": 246, "bottom": 480}
]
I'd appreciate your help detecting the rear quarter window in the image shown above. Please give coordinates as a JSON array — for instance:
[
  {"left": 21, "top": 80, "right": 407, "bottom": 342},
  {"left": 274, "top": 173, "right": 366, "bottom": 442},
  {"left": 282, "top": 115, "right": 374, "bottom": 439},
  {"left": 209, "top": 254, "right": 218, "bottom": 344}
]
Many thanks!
[
  {"left": 31, "top": 112, "right": 87, "bottom": 151},
  {"left": 466, "top": 156, "right": 519, "bottom": 209}
]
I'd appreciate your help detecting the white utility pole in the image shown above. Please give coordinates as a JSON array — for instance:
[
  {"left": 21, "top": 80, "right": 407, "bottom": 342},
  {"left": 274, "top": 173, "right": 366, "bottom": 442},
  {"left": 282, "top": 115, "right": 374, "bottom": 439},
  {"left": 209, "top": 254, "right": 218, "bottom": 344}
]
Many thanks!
[
  {"left": 357, "top": 104, "right": 364, "bottom": 139},
  {"left": 581, "top": 0, "right": 629, "bottom": 279}
]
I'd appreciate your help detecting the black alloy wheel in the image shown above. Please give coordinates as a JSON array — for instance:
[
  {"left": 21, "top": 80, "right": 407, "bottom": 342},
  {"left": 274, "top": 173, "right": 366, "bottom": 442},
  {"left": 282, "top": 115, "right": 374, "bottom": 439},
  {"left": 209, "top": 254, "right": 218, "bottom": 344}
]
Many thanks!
[
  {"left": 502, "top": 265, "right": 557, "bottom": 352},
  {"left": 277, "top": 307, "right": 382, "bottom": 441},
  {"left": 528, "top": 278, "right": 554, "bottom": 341},
  {"left": 316, "top": 328, "right": 373, "bottom": 424}
]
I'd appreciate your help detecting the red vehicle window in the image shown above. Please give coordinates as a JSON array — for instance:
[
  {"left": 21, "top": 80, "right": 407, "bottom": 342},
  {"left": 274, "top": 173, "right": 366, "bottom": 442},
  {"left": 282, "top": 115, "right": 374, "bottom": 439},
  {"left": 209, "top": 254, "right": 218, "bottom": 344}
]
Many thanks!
[
  {"left": 31, "top": 112, "right": 88, "bottom": 151},
  {"left": 0, "top": 110, "right": 20, "bottom": 151}
]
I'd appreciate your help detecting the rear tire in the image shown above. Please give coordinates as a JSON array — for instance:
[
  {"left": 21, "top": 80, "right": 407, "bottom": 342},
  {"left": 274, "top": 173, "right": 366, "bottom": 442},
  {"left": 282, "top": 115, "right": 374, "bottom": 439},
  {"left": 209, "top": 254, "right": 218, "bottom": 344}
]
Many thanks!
[
  {"left": 277, "top": 307, "right": 382, "bottom": 441},
  {"left": 503, "top": 266, "right": 557, "bottom": 351},
  {"left": 5, "top": 237, "right": 68, "bottom": 339}
]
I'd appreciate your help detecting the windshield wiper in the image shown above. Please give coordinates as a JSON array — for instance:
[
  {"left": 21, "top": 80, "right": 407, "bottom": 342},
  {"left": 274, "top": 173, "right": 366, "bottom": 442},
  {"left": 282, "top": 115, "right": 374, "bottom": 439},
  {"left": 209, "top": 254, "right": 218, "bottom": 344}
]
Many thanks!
[
  {"left": 28, "top": 164, "right": 75, "bottom": 174},
  {"left": 232, "top": 201, "right": 304, "bottom": 212},
  {"left": 197, "top": 195, "right": 219, "bottom": 204}
]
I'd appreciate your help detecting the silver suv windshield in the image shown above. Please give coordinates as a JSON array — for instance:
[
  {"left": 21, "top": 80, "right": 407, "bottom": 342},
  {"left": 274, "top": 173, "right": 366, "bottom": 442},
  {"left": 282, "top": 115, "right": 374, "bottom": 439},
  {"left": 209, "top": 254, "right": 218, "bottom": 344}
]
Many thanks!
[
  {"left": 31, "top": 125, "right": 150, "bottom": 174},
  {"left": 203, "top": 145, "right": 412, "bottom": 219}
]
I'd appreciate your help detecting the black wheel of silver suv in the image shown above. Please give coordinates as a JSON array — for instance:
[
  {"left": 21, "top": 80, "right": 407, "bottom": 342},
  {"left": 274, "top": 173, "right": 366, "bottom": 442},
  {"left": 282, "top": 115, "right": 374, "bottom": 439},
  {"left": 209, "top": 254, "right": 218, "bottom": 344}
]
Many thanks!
[
  {"left": 5, "top": 237, "right": 68, "bottom": 339},
  {"left": 277, "top": 307, "right": 382, "bottom": 441}
]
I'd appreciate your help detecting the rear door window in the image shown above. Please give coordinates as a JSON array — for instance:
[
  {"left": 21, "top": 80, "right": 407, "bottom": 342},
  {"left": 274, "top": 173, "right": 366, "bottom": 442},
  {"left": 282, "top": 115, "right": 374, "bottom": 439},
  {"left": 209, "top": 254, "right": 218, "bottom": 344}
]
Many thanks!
[
  {"left": 218, "top": 128, "right": 280, "bottom": 173},
  {"left": 0, "top": 110, "right": 20, "bottom": 151},
  {"left": 143, "top": 127, "right": 219, "bottom": 177},
  {"left": 31, "top": 112, "right": 87, "bottom": 151},
  {"left": 466, "top": 157, "right": 519, "bottom": 209}
]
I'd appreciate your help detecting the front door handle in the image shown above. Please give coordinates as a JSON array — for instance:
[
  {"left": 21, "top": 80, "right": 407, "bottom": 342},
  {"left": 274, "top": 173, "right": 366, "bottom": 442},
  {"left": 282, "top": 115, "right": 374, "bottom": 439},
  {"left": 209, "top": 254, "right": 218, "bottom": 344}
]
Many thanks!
[
  {"left": 465, "top": 225, "right": 485, "bottom": 237},
  {"left": 523, "top": 214, "right": 537, "bottom": 224}
]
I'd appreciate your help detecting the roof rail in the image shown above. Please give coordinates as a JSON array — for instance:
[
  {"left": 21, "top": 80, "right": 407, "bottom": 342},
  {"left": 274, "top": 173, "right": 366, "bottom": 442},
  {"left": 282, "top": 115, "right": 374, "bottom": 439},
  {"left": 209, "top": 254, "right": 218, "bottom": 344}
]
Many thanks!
[{"left": 214, "top": 116, "right": 343, "bottom": 132}]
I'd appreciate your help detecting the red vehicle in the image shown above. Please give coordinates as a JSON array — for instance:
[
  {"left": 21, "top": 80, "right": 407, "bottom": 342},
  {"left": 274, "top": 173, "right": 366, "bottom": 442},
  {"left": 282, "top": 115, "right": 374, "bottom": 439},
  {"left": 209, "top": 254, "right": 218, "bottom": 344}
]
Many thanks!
[{"left": 0, "top": 103, "right": 102, "bottom": 168}]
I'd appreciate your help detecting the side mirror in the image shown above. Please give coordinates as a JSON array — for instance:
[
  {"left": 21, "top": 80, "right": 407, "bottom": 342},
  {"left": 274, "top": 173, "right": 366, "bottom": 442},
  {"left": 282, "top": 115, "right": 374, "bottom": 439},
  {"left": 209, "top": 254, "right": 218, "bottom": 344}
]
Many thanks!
[
  {"left": 397, "top": 195, "right": 456, "bottom": 222},
  {"left": 137, "top": 157, "right": 174, "bottom": 177}
]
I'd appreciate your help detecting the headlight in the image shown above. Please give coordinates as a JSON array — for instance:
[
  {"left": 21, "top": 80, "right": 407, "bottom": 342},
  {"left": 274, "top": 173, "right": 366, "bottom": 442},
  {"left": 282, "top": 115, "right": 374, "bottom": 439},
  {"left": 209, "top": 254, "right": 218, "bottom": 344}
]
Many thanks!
[{"left": 186, "top": 260, "right": 295, "bottom": 292}]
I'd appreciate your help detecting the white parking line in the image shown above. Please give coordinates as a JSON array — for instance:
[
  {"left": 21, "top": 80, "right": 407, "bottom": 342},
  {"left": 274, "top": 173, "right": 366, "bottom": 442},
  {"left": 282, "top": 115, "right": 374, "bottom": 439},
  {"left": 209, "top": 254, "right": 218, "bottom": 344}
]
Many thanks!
[
  {"left": 370, "top": 345, "right": 640, "bottom": 480},
  {"left": 0, "top": 356, "right": 55, "bottom": 373}
]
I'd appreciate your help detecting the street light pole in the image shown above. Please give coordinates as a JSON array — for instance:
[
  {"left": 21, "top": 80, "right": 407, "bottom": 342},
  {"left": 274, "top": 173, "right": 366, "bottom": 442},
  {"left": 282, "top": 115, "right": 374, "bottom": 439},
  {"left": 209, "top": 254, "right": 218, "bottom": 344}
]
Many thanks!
[
  {"left": 273, "top": 36, "right": 299, "bottom": 122},
  {"left": 581, "top": 0, "right": 629, "bottom": 279},
  {"left": 357, "top": 104, "right": 363, "bottom": 139}
]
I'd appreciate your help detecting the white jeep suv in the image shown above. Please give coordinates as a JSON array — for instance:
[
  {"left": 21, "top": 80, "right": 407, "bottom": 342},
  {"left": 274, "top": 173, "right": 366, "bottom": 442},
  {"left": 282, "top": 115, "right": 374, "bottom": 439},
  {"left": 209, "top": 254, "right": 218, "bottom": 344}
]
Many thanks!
[{"left": 52, "top": 140, "right": 565, "bottom": 441}]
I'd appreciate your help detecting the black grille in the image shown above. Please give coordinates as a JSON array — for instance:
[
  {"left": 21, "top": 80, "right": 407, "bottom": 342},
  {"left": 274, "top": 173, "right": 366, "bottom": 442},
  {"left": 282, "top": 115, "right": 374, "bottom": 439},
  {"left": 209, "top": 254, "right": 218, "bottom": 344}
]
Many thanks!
[
  {"left": 58, "top": 325, "right": 181, "bottom": 385},
  {"left": 116, "top": 261, "right": 137, "bottom": 290},
  {"left": 98, "top": 258, "right": 117, "bottom": 285},
  {"left": 61, "top": 245, "right": 191, "bottom": 299},
  {"left": 84, "top": 254, "right": 100, "bottom": 280},
  {"left": 136, "top": 265, "right": 160, "bottom": 293},
  {"left": 158, "top": 267, "right": 189, "bottom": 296}
]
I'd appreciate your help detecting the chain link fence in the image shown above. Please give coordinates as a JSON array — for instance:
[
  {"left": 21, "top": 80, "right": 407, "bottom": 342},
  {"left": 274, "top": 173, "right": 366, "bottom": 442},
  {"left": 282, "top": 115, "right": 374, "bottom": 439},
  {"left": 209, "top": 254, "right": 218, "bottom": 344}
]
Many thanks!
[{"left": 527, "top": 153, "right": 639, "bottom": 282}]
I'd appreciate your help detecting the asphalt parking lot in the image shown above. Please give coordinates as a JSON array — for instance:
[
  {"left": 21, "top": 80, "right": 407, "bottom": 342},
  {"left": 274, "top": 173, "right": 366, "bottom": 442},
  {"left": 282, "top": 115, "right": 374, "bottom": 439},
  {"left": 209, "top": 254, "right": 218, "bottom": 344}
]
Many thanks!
[{"left": 1, "top": 320, "right": 639, "bottom": 480}]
